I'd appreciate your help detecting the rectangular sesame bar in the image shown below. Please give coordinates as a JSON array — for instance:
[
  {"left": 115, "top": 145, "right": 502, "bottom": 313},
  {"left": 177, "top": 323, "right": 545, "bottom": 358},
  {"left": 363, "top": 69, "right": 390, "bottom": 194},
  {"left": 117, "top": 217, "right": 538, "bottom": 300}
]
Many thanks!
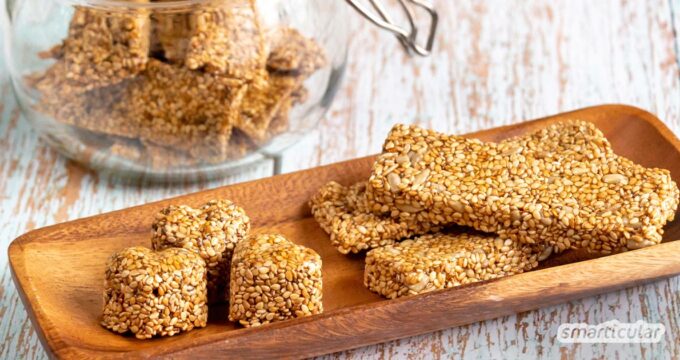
[
  {"left": 46, "top": 5, "right": 150, "bottom": 92},
  {"left": 365, "top": 232, "right": 548, "bottom": 299},
  {"left": 125, "top": 59, "right": 248, "bottom": 159},
  {"left": 152, "top": 10, "right": 192, "bottom": 63},
  {"left": 366, "top": 121, "right": 679, "bottom": 253},
  {"left": 235, "top": 29, "right": 326, "bottom": 144},
  {"left": 235, "top": 74, "right": 302, "bottom": 143},
  {"left": 153, "top": 0, "right": 266, "bottom": 80},
  {"left": 30, "top": 77, "right": 140, "bottom": 139},
  {"left": 31, "top": 59, "right": 248, "bottom": 161},
  {"left": 308, "top": 122, "right": 626, "bottom": 256},
  {"left": 266, "top": 28, "right": 327, "bottom": 76},
  {"left": 310, "top": 181, "right": 441, "bottom": 254},
  {"left": 183, "top": 1, "right": 267, "bottom": 81}
]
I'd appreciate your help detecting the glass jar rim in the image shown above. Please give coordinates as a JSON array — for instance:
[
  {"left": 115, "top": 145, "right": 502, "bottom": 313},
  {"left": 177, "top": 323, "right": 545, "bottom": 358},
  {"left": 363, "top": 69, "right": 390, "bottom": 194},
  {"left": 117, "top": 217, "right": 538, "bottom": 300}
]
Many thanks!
[{"left": 50, "top": 0, "right": 252, "bottom": 11}]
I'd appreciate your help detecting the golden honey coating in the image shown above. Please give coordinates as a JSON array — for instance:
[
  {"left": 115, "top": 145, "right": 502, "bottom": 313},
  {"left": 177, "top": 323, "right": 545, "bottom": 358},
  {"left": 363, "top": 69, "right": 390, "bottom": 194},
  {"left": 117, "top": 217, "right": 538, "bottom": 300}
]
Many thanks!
[
  {"left": 365, "top": 233, "right": 547, "bottom": 299},
  {"left": 229, "top": 234, "right": 323, "bottom": 327},
  {"left": 309, "top": 181, "right": 440, "bottom": 254},
  {"left": 152, "top": 199, "right": 250, "bottom": 303},
  {"left": 101, "top": 246, "right": 208, "bottom": 339},
  {"left": 366, "top": 121, "right": 679, "bottom": 253}
]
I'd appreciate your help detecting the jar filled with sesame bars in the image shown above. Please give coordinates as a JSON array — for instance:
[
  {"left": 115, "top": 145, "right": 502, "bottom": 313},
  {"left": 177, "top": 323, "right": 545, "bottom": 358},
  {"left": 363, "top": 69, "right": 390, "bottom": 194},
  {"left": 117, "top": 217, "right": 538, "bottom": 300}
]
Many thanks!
[{"left": 7, "top": 0, "right": 350, "bottom": 179}]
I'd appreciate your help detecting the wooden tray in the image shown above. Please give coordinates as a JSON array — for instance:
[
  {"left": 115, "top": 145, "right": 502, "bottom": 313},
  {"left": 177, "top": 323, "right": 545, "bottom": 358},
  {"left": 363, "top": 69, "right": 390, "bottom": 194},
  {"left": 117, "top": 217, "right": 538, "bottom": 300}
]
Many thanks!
[{"left": 9, "top": 105, "right": 680, "bottom": 359}]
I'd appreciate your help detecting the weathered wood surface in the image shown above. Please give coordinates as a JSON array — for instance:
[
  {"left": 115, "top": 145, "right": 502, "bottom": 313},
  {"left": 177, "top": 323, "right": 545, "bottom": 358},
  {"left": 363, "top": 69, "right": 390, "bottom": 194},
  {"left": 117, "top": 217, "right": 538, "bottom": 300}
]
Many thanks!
[{"left": 1, "top": 0, "right": 680, "bottom": 358}]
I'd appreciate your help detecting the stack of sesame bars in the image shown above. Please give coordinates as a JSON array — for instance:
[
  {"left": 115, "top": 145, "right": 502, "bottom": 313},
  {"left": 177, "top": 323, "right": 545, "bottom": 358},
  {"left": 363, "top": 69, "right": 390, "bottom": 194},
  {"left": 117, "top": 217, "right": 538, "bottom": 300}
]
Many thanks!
[
  {"left": 27, "top": 0, "right": 326, "bottom": 169},
  {"left": 310, "top": 121, "right": 679, "bottom": 299}
]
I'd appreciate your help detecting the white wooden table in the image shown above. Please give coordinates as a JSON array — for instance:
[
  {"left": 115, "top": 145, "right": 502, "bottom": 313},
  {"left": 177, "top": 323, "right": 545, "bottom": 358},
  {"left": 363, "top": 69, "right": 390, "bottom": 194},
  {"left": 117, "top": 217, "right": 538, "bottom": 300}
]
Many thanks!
[{"left": 2, "top": 0, "right": 680, "bottom": 358}]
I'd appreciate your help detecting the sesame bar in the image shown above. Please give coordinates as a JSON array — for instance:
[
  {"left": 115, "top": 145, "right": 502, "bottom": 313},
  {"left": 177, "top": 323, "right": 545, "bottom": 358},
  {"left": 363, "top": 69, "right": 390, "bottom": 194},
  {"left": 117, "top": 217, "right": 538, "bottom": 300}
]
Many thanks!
[
  {"left": 31, "top": 58, "right": 250, "bottom": 161},
  {"left": 152, "top": 10, "right": 192, "bottom": 63},
  {"left": 310, "top": 181, "right": 440, "bottom": 254},
  {"left": 233, "top": 28, "right": 326, "bottom": 143},
  {"left": 142, "top": 130, "right": 255, "bottom": 167},
  {"left": 152, "top": 200, "right": 250, "bottom": 303},
  {"left": 184, "top": 1, "right": 267, "bottom": 80},
  {"left": 364, "top": 233, "right": 547, "bottom": 299},
  {"left": 366, "top": 121, "right": 679, "bottom": 253},
  {"left": 235, "top": 74, "right": 302, "bottom": 143},
  {"left": 101, "top": 247, "right": 208, "bottom": 339},
  {"left": 49, "top": 5, "right": 150, "bottom": 92},
  {"left": 125, "top": 59, "right": 248, "bottom": 158},
  {"left": 229, "top": 234, "right": 323, "bottom": 327},
  {"left": 107, "top": 129, "right": 256, "bottom": 168},
  {"left": 30, "top": 76, "right": 140, "bottom": 138},
  {"left": 266, "top": 28, "right": 327, "bottom": 75}
]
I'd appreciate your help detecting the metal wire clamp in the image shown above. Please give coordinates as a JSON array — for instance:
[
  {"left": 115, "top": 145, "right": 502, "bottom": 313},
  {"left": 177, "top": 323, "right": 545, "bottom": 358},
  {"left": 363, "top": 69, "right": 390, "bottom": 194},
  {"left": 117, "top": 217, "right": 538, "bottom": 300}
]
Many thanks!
[{"left": 345, "top": 0, "right": 438, "bottom": 56}]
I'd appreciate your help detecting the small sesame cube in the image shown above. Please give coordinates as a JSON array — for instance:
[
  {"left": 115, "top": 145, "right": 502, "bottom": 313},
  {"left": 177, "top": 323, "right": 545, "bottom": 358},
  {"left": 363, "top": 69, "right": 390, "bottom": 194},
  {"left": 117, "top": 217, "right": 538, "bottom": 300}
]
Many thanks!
[
  {"left": 229, "top": 234, "right": 323, "bottom": 327},
  {"left": 101, "top": 247, "right": 208, "bottom": 339},
  {"left": 152, "top": 199, "right": 250, "bottom": 303}
]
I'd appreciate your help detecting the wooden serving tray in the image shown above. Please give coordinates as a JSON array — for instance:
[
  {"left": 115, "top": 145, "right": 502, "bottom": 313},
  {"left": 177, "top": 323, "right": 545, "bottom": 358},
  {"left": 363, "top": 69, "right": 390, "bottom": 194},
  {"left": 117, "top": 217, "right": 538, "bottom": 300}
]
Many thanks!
[{"left": 9, "top": 105, "right": 680, "bottom": 359}]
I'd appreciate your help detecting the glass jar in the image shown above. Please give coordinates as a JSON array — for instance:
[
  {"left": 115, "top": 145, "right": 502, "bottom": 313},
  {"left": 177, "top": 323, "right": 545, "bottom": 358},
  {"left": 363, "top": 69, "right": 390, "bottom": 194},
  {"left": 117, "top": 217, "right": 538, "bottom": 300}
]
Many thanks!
[{"left": 7, "top": 0, "right": 349, "bottom": 180}]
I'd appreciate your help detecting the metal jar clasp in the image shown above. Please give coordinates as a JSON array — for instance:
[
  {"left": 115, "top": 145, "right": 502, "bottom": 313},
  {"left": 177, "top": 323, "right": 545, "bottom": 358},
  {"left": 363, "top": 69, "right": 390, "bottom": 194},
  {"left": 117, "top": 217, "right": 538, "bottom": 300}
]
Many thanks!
[{"left": 346, "top": 0, "right": 438, "bottom": 56}]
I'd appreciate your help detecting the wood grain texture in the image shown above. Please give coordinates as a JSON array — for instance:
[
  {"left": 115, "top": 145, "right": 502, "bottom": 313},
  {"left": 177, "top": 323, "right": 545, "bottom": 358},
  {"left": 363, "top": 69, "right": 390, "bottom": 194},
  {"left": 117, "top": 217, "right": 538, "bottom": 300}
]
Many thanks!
[
  {"left": 9, "top": 106, "right": 680, "bottom": 359},
  {"left": 1, "top": 0, "right": 680, "bottom": 359}
]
